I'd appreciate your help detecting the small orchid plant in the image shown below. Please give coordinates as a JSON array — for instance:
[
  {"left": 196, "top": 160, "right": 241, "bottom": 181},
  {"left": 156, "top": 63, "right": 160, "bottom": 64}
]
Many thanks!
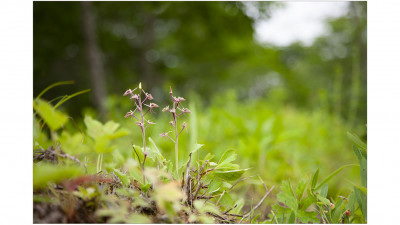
[
  {"left": 160, "top": 86, "right": 191, "bottom": 173},
  {"left": 123, "top": 82, "right": 158, "bottom": 168}
]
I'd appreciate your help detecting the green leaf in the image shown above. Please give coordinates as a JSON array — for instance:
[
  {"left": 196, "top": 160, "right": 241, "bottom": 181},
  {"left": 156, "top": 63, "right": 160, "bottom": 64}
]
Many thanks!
[
  {"left": 107, "top": 128, "right": 129, "bottom": 139},
  {"left": 191, "top": 143, "right": 204, "bottom": 154},
  {"left": 314, "top": 164, "right": 357, "bottom": 190},
  {"left": 33, "top": 163, "right": 84, "bottom": 189},
  {"left": 214, "top": 168, "right": 249, "bottom": 181},
  {"left": 103, "top": 120, "right": 120, "bottom": 134},
  {"left": 85, "top": 116, "right": 125, "bottom": 140},
  {"left": 232, "top": 198, "right": 244, "bottom": 214},
  {"left": 218, "top": 149, "right": 237, "bottom": 164},
  {"left": 317, "top": 194, "right": 330, "bottom": 205},
  {"left": 198, "top": 215, "right": 215, "bottom": 224},
  {"left": 94, "top": 136, "right": 112, "bottom": 153},
  {"left": 208, "top": 179, "right": 222, "bottom": 193},
  {"left": 220, "top": 181, "right": 232, "bottom": 190},
  {"left": 347, "top": 191, "right": 357, "bottom": 213},
  {"left": 130, "top": 167, "right": 144, "bottom": 184},
  {"left": 332, "top": 198, "right": 344, "bottom": 223},
  {"left": 141, "top": 183, "right": 152, "bottom": 193},
  {"left": 84, "top": 116, "right": 104, "bottom": 139},
  {"left": 287, "top": 211, "right": 295, "bottom": 224},
  {"left": 113, "top": 168, "right": 130, "bottom": 187},
  {"left": 219, "top": 192, "right": 234, "bottom": 208},
  {"left": 318, "top": 183, "right": 328, "bottom": 198},
  {"left": 148, "top": 137, "right": 166, "bottom": 165},
  {"left": 277, "top": 180, "right": 298, "bottom": 210},
  {"left": 354, "top": 186, "right": 367, "bottom": 221},
  {"left": 296, "top": 209, "right": 319, "bottom": 223},
  {"left": 353, "top": 145, "right": 367, "bottom": 187},
  {"left": 352, "top": 183, "right": 367, "bottom": 195},
  {"left": 204, "top": 153, "right": 215, "bottom": 161},
  {"left": 311, "top": 168, "right": 319, "bottom": 190},
  {"left": 59, "top": 131, "right": 91, "bottom": 155},
  {"left": 299, "top": 189, "right": 317, "bottom": 210},
  {"left": 33, "top": 99, "right": 68, "bottom": 131},
  {"left": 127, "top": 214, "right": 151, "bottom": 224},
  {"left": 360, "top": 158, "right": 367, "bottom": 187},
  {"left": 215, "top": 162, "right": 240, "bottom": 170},
  {"left": 353, "top": 145, "right": 367, "bottom": 163},
  {"left": 251, "top": 214, "right": 260, "bottom": 224},
  {"left": 295, "top": 179, "right": 307, "bottom": 201},
  {"left": 194, "top": 200, "right": 221, "bottom": 215},
  {"left": 347, "top": 132, "right": 367, "bottom": 152}
]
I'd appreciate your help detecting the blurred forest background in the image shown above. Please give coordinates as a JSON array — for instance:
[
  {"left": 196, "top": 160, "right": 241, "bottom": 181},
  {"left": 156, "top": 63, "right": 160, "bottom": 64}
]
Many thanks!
[{"left": 33, "top": 1, "right": 367, "bottom": 203}]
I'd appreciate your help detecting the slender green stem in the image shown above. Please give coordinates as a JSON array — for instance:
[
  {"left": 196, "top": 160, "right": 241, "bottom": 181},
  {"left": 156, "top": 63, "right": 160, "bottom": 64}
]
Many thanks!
[
  {"left": 174, "top": 104, "right": 179, "bottom": 174},
  {"left": 138, "top": 89, "right": 146, "bottom": 168}
]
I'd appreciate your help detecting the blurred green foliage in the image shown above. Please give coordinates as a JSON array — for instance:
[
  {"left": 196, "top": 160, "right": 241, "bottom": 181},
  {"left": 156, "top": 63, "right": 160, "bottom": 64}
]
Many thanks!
[{"left": 33, "top": 1, "right": 366, "bottom": 125}]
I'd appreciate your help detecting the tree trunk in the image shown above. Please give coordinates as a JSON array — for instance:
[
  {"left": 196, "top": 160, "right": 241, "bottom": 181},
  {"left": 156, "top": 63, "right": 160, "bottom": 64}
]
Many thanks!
[{"left": 81, "top": 1, "right": 107, "bottom": 117}]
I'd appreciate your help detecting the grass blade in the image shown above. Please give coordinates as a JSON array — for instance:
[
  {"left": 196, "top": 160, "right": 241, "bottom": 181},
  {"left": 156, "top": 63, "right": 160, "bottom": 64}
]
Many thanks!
[
  {"left": 35, "top": 80, "right": 75, "bottom": 100},
  {"left": 314, "top": 164, "right": 358, "bottom": 190},
  {"left": 54, "top": 89, "right": 91, "bottom": 109}
]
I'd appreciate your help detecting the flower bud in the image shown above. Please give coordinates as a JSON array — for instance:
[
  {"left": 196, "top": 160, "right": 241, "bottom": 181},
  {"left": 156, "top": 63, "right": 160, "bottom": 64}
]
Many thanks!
[
  {"left": 124, "top": 111, "right": 133, "bottom": 118},
  {"left": 160, "top": 132, "right": 168, "bottom": 137},
  {"left": 182, "top": 122, "right": 187, "bottom": 129},
  {"left": 169, "top": 121, "right": 174, "bottom": 126},
  {"left": 330, "top": 203, "right": 335, "bottom": 210},
  {"left": 182, "top": 108, "right": 191, "bottom": 113},
  {"left": 345, "top": 209, "right": 351, "bottom": 217},
  {"left": 162, "top": 106, "right": 169, "bottom": 112}
]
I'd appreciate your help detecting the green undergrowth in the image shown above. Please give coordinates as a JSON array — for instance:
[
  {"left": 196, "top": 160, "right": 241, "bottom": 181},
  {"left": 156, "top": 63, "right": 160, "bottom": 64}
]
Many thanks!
[{"left": 33, "top": 82, "right": 366, "bottom": 223}]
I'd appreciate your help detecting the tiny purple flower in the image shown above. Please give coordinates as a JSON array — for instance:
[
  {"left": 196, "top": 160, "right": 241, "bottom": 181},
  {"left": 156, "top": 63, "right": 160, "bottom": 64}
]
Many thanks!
[
  {"left": 130, "top": 94, "right": 139, "bottom": 100},
  {"left": 149, "top": 103, "right": 159, "bottom": 108},
  {"left": 146, "top": 93, "right": 154, "bottom": 100},
  {"left": 123, "top": 89, "right": 133, "bottom": 96}
]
